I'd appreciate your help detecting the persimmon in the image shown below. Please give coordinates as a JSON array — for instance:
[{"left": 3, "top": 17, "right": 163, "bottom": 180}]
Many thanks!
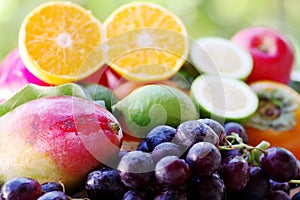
[{"left": 244, "top": 81, "right": 300, "bottom": 159}]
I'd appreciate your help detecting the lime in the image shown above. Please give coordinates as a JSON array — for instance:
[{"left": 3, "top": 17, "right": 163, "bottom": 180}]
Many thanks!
[
  {"left": 190, "top": 37, "right": 253, "bottom": 80},
  {"left": 112, "top": 84, "right": 199, "bottom": 138},
  {"left": 190, "top": 74, "right": 258, "bottom": 122},
  {"left": 79, "top": 83, "right": 119, "bottom": 112}
]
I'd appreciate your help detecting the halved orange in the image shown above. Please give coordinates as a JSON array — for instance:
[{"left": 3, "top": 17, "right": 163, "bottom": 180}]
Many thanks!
[
  {"left": 18, "top": 1, "right": 104, "bottom": 85},
  {"left": 103, "top": 2, "right": 189, "bottom": 82}
]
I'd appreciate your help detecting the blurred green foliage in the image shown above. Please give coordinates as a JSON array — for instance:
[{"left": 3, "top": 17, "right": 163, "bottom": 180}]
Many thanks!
[{"left": 0, "top": 0, "right": 299, "bottom": 67}]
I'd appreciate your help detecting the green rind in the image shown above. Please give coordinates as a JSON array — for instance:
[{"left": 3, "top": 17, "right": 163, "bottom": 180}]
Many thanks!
[
  {"left": 190, "top": 37, "right": 253, "bottom": 80},
  {"left": 190, "top": 75, "right": 258, "bottom": 124}
]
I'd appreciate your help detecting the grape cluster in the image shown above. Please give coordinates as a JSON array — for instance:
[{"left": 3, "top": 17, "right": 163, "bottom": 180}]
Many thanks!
[
  {"left": 0, "top": 177, "right": 70, "bottom": 199},
  {"left": 84, "top": 119, "right": 300, "bottom": 200},
  {"left": 1, "top": 119, "right": 300, "bottom": 200}
]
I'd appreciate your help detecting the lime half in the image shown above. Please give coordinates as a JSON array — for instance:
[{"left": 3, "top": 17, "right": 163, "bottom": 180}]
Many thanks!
[
  {"left": 190, "top": 37, "right": 253, "bottom": 80},
  {"left": 190, "top": 74, "right": 258, "bottom": 122}
]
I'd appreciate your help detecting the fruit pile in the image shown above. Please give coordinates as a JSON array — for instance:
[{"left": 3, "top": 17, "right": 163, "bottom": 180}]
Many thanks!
[{"left": 0, "top": 1, "right": 300, "bottom": 199}]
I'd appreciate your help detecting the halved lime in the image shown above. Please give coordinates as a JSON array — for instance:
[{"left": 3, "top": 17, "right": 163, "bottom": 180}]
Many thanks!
[
  {"left": 190, "top": 74, "right": 258, "bottom": 122},
  {"left": 190, "top": 37, "right": 253, "bottom": 80}
]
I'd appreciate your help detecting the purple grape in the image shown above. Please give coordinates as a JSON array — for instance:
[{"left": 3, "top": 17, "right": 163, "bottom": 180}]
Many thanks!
[
  {"left": 122, "top": 189, "right": 151, "bottom": 200},
  {"left": 155, "top": 156, "right": 190, "bottom": 188},
  {"left": 220, "top": 148, "right": 243, "bottom": 162},
  {"left": 224, "top": 122, "right": 248, "bottom": 143},
  {"left": 0, "top": 177, "right": 42, "bottom": 200},
  {"left": 37, "top": 191, "right": 70, "bottom": 200},
  {"left": 187, "top": 174, "right": 225, "bottom": 200},
  {"left": 186, "top": 142, "right": 221, "bottom": 177},
  {"left": 145, "top": 125, "right": 176, "bottom": 151},
  {"left": 260, "top": 147, "right": 298, "bottom": 182},
  {"left": 152, "top": 142, "right": 181, "bottom": 163},
  {"left": 270, "top": 180, "right": 290, "bottom": 195},
  {"left": 85, "top": 167, "right": 127, "bottom": 199},
  {"left": 293, "top": 191, "right": 300, "bottom": 200},
  {"left": 136, "top": 140, "right": 149, "bottom": 152},
  {"left": 154, "top": 189, "right": 187, "bottom": 200},
  {"left": 268, "top": 190, "right": 291, "bottom": 200},
  {"left": 174, "top": 120, "right": 219, "bottom": 150},
  {"left": 219, "top": 155, "right": 250, "bottom": 192},
  {"left": 240, "top": 166, "right": 270, "bottom": 200},
  {"left": 118, "top": 151, "right": 155, "bottom": 188},
  {"left": 41, "top": 182, "right": 64, "bottom": 193},
  {"left": 198, "top": 118, "right": 226, "bottom": 142}
]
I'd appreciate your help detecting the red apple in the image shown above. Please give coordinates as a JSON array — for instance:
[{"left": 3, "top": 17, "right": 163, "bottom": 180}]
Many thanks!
[
  {"left": 0, "top": 48, "right": 50, "bottom": 100},
  {"left": 231, "top": 26, "right": 294, "bottom": 84},
  {"left": 0, "top": 95, "right": 122, "bottom": 193}
]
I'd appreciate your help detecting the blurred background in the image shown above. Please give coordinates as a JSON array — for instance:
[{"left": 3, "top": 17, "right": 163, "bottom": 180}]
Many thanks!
[{"left": 0, "top": 0, "right": 299, "bottom": 68}]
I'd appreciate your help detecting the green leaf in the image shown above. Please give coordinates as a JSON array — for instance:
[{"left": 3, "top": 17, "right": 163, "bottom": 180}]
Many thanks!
[{"left": 0, "top": 83, "right": 87, "bottom": 117}]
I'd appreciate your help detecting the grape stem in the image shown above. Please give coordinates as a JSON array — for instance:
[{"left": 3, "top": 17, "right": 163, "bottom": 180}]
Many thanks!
[{"left": 218, "top": 133, "right": 270, "bottom": 166}]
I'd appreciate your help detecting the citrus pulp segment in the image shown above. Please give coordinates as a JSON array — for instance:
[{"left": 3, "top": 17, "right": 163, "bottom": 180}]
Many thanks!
[
  {"left": 190, "top": 74, "right": 258, "bottom": 122},
  {"left": 103, "top": 2, "right": 189, "bottom": 82},
  {"left": 190, "top": 37, "right": 253, "bottom": 80},
  {"left": 18, "top": 1, "right": 104, "bottom": 85}
]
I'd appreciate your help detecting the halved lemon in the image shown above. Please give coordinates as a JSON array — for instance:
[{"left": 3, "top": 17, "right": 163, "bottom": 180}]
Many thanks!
[
  {"left": 190, "top": 74, "right": 258, "bottom": 122},
  {"left": 18, "top": 1, "right": 104, "bottom": 85},
  {"left": 103, "top": 2, "right": 189, "bottom": 82},
  {"left": 190, "top": 37, "right": 253, "bottom": 80}
]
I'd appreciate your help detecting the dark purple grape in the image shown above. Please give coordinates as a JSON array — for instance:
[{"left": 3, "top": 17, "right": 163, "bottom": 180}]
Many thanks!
[
  {"left": 292, "top": 191, "right": 300, "bottom": 200},
  {"left": 0, "top": 177, "right": 42, "bottom": 200},
  {"left": 239, "top": 166, "right": 270, "bottom": 200},
  {"left": 136, "top": 140, "right": 149, "bottom": 152},
  {"left": 260, "top": 147, "right": 298, "bottom": 182},
  {"left": 152, "top": 142, "right": 181, "bottom": 163},
  {"left": 174, "top": 120, "right": 219, "bottom": 150},
  {"left": 187, "top": 174, "right": 225, "bottom": 200},
  {"left": 122, "top": 189, "right": 150, "bottom": 200},
  {"left": 85, "top": 167, "right": 127, "bottom": 199},
  {"left": 270, "top": 180, "right": 290, "bottom": 195},
  {"left": 41, "top": 182, "right": 64, "bottom": 193},
  {"left": 186, "top": 142, "right": 221, "bottom": 177},
  {"left": 154, "top": 189, "right": 187, "bottom": 200},
  {"left": 198, "top": 118, "right": 226, "bottom": 141},
  {"left": 119, "top": 150, "right": 129, "bottom": 160},
  {"left": 118, "top": 151, "right": 155, "bottom": 188},
  {"left": 224, "top": 122, "right": 248, "bottom": 143},
  {"left": 155, "top": 156, "right": 190, "bottom": 188},
  {"left": 220, "top": 148, "right": 243, "bottom": 161},
  {"left": 219, "top": 155, "right": 249, "bottom": 192},
  {"left": 37, "top": 191, "right": 70, "bottom": 200},
  {"left": 145, "top": 125, "right": 176, "bottom": 151},
  {"left": 268, "top": 190, "right": 291, "bottom": 200}
]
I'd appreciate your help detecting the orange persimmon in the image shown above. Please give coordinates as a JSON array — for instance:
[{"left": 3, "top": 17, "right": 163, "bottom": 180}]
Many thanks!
[{"left": 245, "top": 81, "right": 300, "bottom": 159}]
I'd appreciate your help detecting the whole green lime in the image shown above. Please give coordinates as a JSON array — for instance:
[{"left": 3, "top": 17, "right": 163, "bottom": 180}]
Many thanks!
[{"left": 112, "top": 84, "right": 199, "bottom": 138}]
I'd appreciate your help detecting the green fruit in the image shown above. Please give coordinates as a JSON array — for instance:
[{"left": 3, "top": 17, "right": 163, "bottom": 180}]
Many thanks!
[
  {"left": 80, "top": 83, "right": 119, "bottom": 112},
  {"left": 112, "top": 84, "right": 199, "bottom": 138},
  {"left": 190, "top": 74, "right": 258, "bottom": 122},
  {"left": 190, "top": 37, "right": 253, "bottom": 80}
]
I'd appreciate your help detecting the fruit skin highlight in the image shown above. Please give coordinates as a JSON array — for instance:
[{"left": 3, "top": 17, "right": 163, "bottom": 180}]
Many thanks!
[
  {"left": 244, "top": 81, "right": 300, "bottom": 159},
  {"left": 231, "top": 26, "right": 294, "bottom": 84},
  {"left": 0, "top": 96, "right": 122, "bottom": 192},
  {"left": 0, "top": 48, "right": 50, "bottom": 100}
]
